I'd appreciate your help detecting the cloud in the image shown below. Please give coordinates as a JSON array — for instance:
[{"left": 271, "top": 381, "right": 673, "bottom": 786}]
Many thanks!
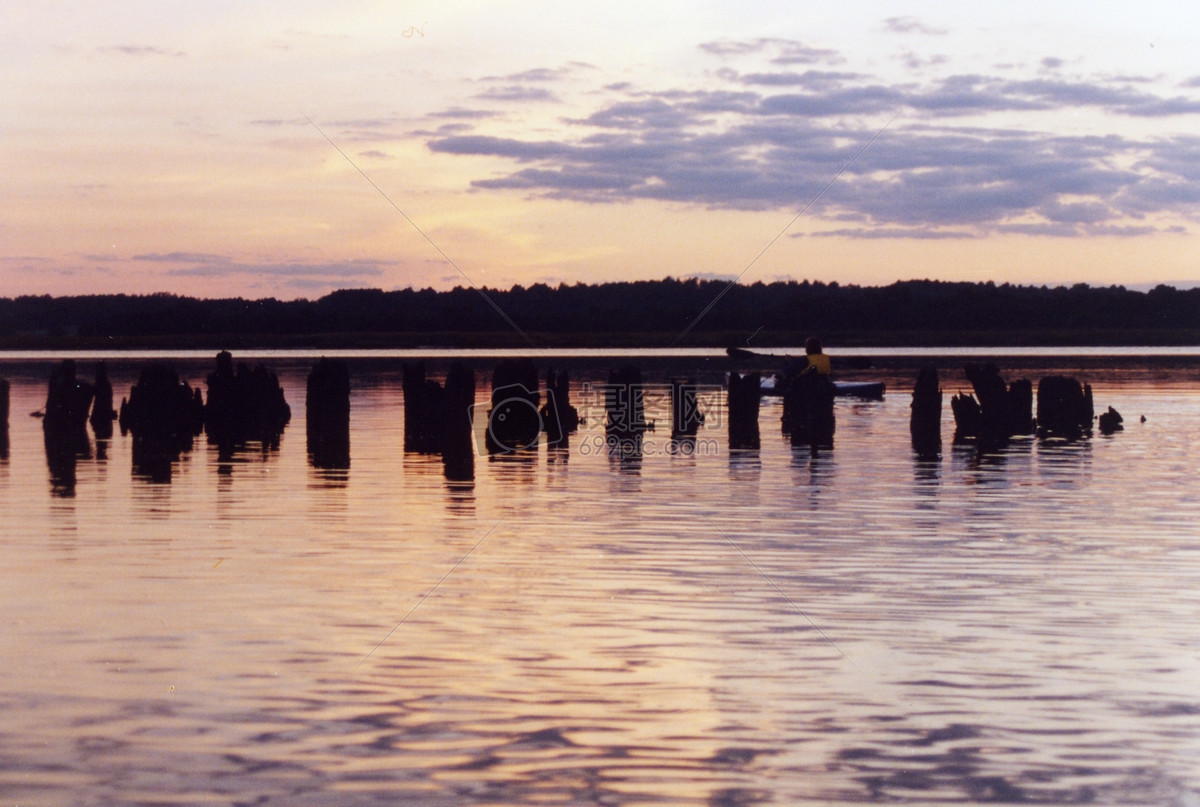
[
  {"left": 417, "top": 41, "right": 1200, "bottom": 237},
  {"left": 882, "top": 17, "right": 948, "bottom": 36},
  {"left": 807, "top": 227, "right": 979, "bottom": 240},
  {"left": 100, "top": 44, "right": 186, "bottom": 57},
  {"left": 486, "top": 64, "right": 594, "bottom": 83},
  {"left": 132, "top": 252, "right": 387, "bottom": 281},
  {"left": 700, "top": 38, "right": 843, "bottom": 66},
  {"left": 165, "top": 260, "right": 387, "bottom": 279},
  {"left": 134, "top": 252, "right": 232, "bottom": 264},
  {"left": 474, "top": 86, "right": 560, "bottom": 103}
]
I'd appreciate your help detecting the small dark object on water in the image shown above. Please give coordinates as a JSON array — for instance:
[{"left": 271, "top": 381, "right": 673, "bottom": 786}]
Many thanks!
[{"left": 1098, "top": 406, "right": 1124, "bottom": 435}]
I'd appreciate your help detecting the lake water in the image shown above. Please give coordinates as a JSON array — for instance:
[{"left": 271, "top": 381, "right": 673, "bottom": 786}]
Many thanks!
[{"left": 2, "top": 351, "right": 1199, "bottom": 806}]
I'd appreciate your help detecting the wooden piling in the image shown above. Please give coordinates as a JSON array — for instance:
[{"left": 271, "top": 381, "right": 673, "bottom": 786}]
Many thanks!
[
  {"left": 909, "top": 366, "right": 942, "bottom": 458},
  {"left": 727, "top": 371, "right": 761, "bottom": 450},
  {"left": 306, "top": 358, "right": 351, "bottom": 470},
  {"left": 90, "top": 361, "right": 115, "bottom": 440},
  {"left": 1036, "top": 376, "right": 1094, "bottom": 439},
  {"left": 442, "top": 362, "right": 475, "bottom": 480},
  {"left": 782, "top": 369, "right": 835, "bottom": 452},
  {"left": 671, "top": 379, "right": 703, "bottom": 437}
]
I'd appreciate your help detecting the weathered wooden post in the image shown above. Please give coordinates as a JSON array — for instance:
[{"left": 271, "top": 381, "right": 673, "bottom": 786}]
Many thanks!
[
  {"left": 671, "top": 378, "right": 703, "bottom": 437},
  {"left": 1036, "top": 376, "right": 1094, "bottom": 440},
  {"left": 442, "top": 362, "right": 475, "bottom": 481},
  {"left": 909, "top": 366, "right": 942, "bottom": 458},
  {"left": 44, "top": 359, "right": 94, "bottom": 438},
  {"left": 486, "top": 358, "right": 541, "bottom": 454},
  {"left": 1098, "top": 406, "right": 1124, "bottom": 434},
  {"left": 1007, "top": 378, "right": 1034, "bottom": 436},
  {"left": 402, "top": 362, "right": 444, "bottom": 454},
  {"left": 952, "top": 364, "right": 1034, "bottom": 450},
  {"left": 606, "top": 365, "right": 649, "bottom": 457},
  {"left": 90, "top": 361, "right": 115, "bottom": 440},
  {"left": 727, "top": 371, "right": 761, "bottom": 450},
  {"left": 306, "top": 357, "right": 351, "bottom": 470},
  {"left": 542, "top": 367, "right": 579, "bottom": 446},
  {"left": 782, "top": 368, "right": 835, "bottom": 453},
  {"left": 204, "top": 351, "right": 290, "bottom": 448},
  {"left": 121, "top": 365, "right": 201, "bottom": 482},
  {"left": 0, "top": 377, "right": 9, "bottom": 458}
]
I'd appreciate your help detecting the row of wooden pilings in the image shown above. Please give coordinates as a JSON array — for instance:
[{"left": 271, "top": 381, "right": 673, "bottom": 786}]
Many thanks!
[
  {"left": 17, "top": 353, "right": 294, "bottom": 490},
  {"left": 909, "top": 362, "right": 1124, "bottom": 460},
  {"left": 2, "top": 355, "right": 1123, "bottom": 493}
]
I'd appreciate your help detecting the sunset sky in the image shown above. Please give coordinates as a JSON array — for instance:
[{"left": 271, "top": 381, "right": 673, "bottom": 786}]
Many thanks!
[{"left": 5, "top": 2, "right": 1200, "bottom": 299}]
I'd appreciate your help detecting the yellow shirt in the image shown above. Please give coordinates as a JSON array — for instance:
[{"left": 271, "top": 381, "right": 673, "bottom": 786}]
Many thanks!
[{"left": 806, "top": 353, "right": 831, "bottom": 375}]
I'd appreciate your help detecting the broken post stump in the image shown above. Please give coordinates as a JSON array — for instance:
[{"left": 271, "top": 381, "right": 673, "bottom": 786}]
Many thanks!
[
  {"left": 486, "top": 358, "right": 541, "bottom": 454},
  {"left": 910, "top": 366, "right": 942, "bottom": 458},
  {"left": 306, "top": 357, "right": 351, "bottom": 470},
  {"left": 541, "top": 368, "right": 579, "bottom": 446},
  {"left": 90, "top": 361, "right": 115, "bottom": 440},
  {"left": 442, "top": 362, "right": 476, "bottom": 481},
  {"left": 671, "top": 379, "right": 704, "bottom": 437},
  {"left": 727, "top": 371, "right": 761, "bottom": 450},
  {"left": 1036, "top": 375, "right": 1094, "bottom": 440},
  {"left": 782, "top": 368, "right": 835, "bottom": 452},
  {"left": 952, "top": 364, "right": 1034, "bottom": 450},
  {"left": 205, "top": 351, "right": 290, "bottom": 448},
  {"left": 1098, "top": 406, "right": 1124, "bottom": 435}
]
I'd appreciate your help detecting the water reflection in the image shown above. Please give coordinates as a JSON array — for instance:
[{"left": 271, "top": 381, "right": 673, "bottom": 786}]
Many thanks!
[
  {"left": 444, "top": 479, "right": 475, "bottom": 515},
  {"left": 3, "top": 360, "right": 1200, "bottom": 806}
]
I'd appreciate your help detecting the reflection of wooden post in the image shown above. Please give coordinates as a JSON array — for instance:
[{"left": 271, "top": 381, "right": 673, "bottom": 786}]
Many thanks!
[
  {"left": 306, "top": 358, "right": 351, "bottom": 470},
  {"left": 671, "top": 379, "right": 703, "bottom": 437},
  {"left": 727, "top": 372, "right": 760, "bottom": 450},
  {"left": 909, "top": 366, "right": 941, "bottom": 458}
]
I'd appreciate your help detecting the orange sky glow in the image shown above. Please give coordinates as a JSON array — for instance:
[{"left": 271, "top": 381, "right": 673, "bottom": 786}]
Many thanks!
[{"left": 5, "top": 2, "right": 1200, "bottom": 299}]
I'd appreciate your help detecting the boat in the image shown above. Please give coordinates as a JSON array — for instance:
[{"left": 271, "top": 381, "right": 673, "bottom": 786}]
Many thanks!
[
  {"left": 756, "top": 374, "right": 885, "bottom": 400},
  {"left": 727, "top": 348, "right": 886, "bottom": 400}
]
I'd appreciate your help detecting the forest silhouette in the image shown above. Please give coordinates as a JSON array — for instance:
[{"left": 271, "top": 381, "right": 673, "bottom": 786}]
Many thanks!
[{"left": 2, "top": 278, "right": 1198, "bottom": 348}]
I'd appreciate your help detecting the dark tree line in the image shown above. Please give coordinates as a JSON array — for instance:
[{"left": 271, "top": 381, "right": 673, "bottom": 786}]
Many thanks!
[{"left": 1, "top": 279, "right": 1198, "bottom": 345}]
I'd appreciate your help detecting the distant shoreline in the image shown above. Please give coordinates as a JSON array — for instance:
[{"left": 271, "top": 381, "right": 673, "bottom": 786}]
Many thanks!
[{"left": 3, "top": 328, "right": 1200, "bottom": 352}]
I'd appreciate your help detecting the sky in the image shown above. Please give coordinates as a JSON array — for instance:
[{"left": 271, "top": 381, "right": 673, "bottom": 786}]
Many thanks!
[{"left": 5, "top": 1, "right": 1200, "bottom": 300}]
